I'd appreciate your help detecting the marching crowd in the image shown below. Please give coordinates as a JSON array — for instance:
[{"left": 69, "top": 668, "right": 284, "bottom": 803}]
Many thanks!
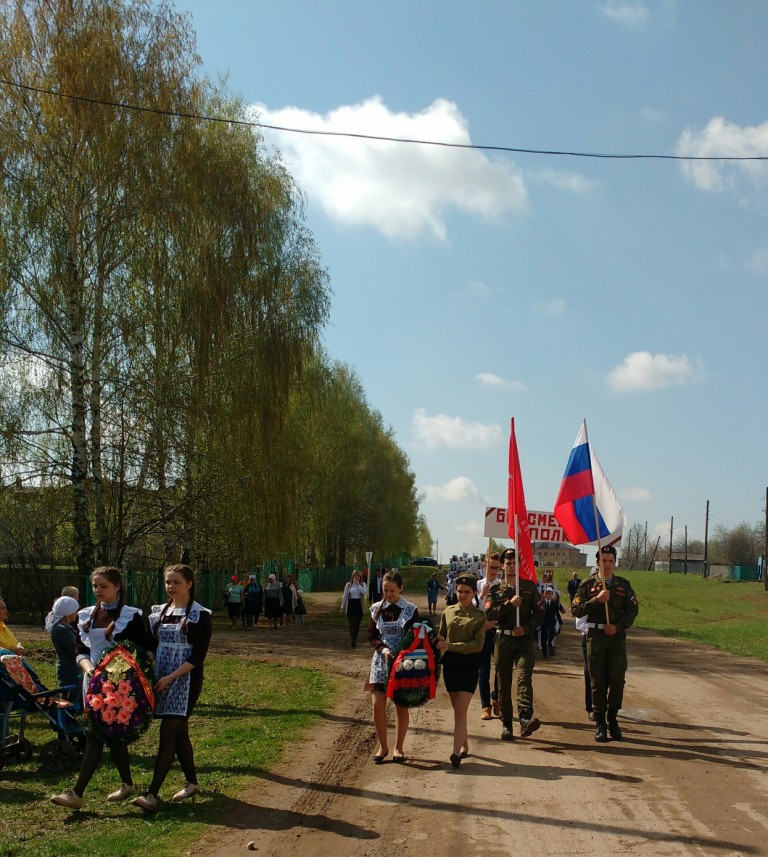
[
  {"left": 0, "top": 546, "right": 639, "bottom": 816},
  {"left": 357, "top": 544, "right": 639, "bottom": 767}
]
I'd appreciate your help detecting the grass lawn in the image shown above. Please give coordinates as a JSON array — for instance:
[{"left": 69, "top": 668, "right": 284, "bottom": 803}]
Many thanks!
[
  {"left": 551, "top": 567, "right": 768, "bottom": 661},
  {"left": 0, "top": 641, "right": 338, "bottom": 857}
]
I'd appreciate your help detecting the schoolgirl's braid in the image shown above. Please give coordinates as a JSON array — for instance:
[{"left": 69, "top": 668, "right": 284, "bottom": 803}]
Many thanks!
[
  {"left": 104, "top": 586, "right": 125, "bottom": 642},
  {"left": 154, "top": 599, "right": 173, "bottom": 640},
  {"left": 82, "top": 602, "right": 100, "bottom": 634},
  {"left": 181, "top": 577, "right": 195, "bottom": 635}
]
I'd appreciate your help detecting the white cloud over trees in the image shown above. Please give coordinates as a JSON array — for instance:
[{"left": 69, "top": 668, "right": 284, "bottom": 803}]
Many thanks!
[
  {"left": 250, "top": 97, "right": 528, "bottom": 241},
  {"left": 424, "top": 476, "right": 484, "bottom": 503},
  {"left": 411, "top": 409, "right": 503, "bottom": 449}
]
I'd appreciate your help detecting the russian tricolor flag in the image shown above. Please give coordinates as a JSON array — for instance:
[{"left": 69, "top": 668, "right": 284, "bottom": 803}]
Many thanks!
[{"left": 554, "top": 420, "right": 626, "bottom": 547}]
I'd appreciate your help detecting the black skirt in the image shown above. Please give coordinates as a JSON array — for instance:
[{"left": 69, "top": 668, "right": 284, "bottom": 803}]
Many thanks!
[
  {"left": 441, "top": 650, "right": 481, "bottom": 694},
  {"left": 346, "top": 597, "right": 363, "bottom": 619}
]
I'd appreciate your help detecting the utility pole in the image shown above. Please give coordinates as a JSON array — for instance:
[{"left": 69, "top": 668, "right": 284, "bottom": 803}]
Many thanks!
[
  {"left": 764, "top": 488, "right": 767, "bottom": 592},
  {"left": 668, "top": 516, "right": 674, "bottom": 573},
  {"left": 684, "top": 524, "right": 688, "bottom": 575},
  {"left": 704, "top": 500, "right": 710, "bottom": 579},
  {"left": 644, "top": 521, "right": 648, "bottom": 568}
]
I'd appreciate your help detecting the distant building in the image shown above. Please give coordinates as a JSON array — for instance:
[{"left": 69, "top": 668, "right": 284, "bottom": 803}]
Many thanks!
[
  {"left": 669, "top": 551, "right": 706, "bottom": 574},
  {"left": 533, "top": 542, "right": 587, "bottom": 568}
]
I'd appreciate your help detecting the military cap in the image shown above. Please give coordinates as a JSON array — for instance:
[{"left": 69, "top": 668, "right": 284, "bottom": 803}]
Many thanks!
[
  {"left": 595, "top": 544, "right": 617, "bottom": 560},
  {"left": 499, "top": 548, "right": 516, "bottom": 562},
  {"left": 454, "top": 573, "right": 478, "bottom": 589}
]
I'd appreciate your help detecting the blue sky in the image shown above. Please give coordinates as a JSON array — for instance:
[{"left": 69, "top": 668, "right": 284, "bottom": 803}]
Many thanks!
[{"left": 174, "top": 0, "right": 768, "bottom": 561}]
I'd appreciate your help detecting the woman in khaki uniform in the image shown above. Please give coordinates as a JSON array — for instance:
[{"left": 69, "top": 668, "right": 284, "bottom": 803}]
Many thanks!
[{"left": 436, "top": 573, "right": 487, "bottom": 768}]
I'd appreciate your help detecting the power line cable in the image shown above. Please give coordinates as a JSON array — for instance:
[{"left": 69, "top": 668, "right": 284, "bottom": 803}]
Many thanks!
[{"left": 2, "top": 77, "right": 767, "bottom": 162}]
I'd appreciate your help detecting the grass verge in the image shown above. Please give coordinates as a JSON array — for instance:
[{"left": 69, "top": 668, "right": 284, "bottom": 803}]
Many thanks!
[{"left": 550, "top": 567, "right": 768, "bottom": 661}]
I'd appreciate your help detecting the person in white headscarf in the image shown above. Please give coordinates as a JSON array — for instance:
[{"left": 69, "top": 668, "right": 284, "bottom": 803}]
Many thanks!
[{"left": 45, "top": 595, "right": 81, "bottom": 699}]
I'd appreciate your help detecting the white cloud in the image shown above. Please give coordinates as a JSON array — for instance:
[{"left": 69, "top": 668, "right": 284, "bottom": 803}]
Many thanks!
[
  {"left": 469, "top": 280, "right": 492, "bottom": 297},
  {"left": 424, "top": 476, "right": 484, "bottom": 503},
  {"left": 411, "top": 408, "right": 503, "bottom": 449},
  {"left": 534, "top": 168, "right": 595, "bottom": 194},
  {"left": 640, "top": 106, "right": 667, "bottom": 123},
  {"left": 534, "top": 298, "right": 567, "bottom": 316},
  {"left": 676, "top": 117, "right": 768, "bottom": 193},
  {"left": 475, "top": 373, "right": 527, "bottom": 391},
  {"left": 251, "top": 97, "right": 528, "bottom": 241},
  {"left": 453, "top": 519, "right": 484, "bottom": 537},
  {"left": 748, "top": 247, "right": 768, "bottom": 276},
  {"left": 622, "top": 486, "right": 652, "bottom": 501},
  {"left": 599, "top": 1, "right": 649, "bottom": 29},
  {"left": 607, "top": 351, "right": 696, "bottom": 392}
]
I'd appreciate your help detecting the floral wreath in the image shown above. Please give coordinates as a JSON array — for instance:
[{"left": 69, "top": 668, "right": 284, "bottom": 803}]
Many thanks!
[
  {"left": 84, "top": 640, "right": 155, "bottom": 747},
  {"left": 386, "top": 620, "right": 441, "bottom": 709}
]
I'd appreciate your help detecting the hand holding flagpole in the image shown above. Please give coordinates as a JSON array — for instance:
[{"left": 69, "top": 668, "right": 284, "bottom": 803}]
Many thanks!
[
  {"left": 583, "top": 421, "right": 612, "bottom": 625},
  {"left": 514, "top": 514, "right": 521, "bottom": 627}
]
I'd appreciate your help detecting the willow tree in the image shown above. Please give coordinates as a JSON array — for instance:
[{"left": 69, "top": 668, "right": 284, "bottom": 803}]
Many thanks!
[
  {"left": 0, "top": 0, "right": 329, "bottom": 575},
  {"left": 283, "top": 356, "right": 422, "bottom": 568}
]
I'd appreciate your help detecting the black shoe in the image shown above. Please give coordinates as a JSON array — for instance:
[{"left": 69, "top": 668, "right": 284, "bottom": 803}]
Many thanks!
[
  {"left": 608, "top": 720, "right": 623, "bottom": 740},
  {"left": 548, "top": 647, "right": 555, "bottom": 656},
  {"left": 594, "top": 723, "right": 610, "bottom": 742},
  {"left": 519, "top": 717, "right": 541, "bottom": 738},
  {"left": 500, "top": 724, "right": 514, "bottom": 741},
  {"left": 450, "top": 753, "right": 461, "bottom": 769}
]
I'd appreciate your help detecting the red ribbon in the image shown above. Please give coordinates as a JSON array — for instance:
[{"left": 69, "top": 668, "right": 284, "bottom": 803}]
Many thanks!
[
  {"left": 386, "top": 623, "right": 436, "bottom": 701},
  {"left": 95, "top": 644, "right": 155, "bottom": 710}
]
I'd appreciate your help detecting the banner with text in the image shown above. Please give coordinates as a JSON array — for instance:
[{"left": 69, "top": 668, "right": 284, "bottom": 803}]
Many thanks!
[{"left": 485, "top": 507, "right": 570, "bottom": 544}]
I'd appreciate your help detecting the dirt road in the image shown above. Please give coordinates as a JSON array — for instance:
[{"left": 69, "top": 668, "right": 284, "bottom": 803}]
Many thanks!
[{"left": 195, "top": 591, "right": 768, "bottom": 856}]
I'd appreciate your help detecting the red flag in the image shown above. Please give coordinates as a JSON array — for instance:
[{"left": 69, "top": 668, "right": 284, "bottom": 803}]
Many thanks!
[{"left": 507, "top": 418, "right": 537, "bottom": 583}]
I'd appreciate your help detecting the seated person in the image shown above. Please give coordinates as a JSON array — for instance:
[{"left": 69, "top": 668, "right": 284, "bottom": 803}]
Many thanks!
[{"left": 0, "top": 598, "right": 24, "bottom": 655}]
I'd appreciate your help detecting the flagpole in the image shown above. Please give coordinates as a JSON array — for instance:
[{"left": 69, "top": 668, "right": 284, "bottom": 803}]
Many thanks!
[
  {"left": 485, "top": 536, "right": 492, "bottom": 578},
  {"left": 584, "top": 420, "right": 611, "bottom": 624},
  {"left": 514, "top": 513, "right": 520, "bottom": 627}
]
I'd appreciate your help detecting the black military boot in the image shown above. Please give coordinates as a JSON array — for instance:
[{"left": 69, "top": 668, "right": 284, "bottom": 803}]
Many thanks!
[
  {"left": 607, "top": 710, "right": 623, "bottom": 740},
  {"left": 500, "top": 723, "right": 514, "bottom": 741},
  {"left": 594, "top": 715, "right": 609, "bottom": 743}
]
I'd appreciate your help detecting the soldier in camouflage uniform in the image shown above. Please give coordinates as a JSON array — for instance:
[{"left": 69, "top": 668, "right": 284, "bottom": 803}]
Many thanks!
[
  {"left": 485, "top": 548, "right": 544, "bottom": 741},
  {"left": 571, "top": 544, "right": 639, "bottom": 742}
]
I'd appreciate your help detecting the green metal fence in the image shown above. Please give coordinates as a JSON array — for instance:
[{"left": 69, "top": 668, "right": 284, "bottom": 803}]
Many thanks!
[{"left": 0, "top": 563, "right": 380, "bottom": 622}]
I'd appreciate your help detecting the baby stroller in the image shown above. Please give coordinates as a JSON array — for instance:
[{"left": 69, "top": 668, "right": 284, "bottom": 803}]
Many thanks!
[{"left": 0, "top": 649, "right": 85, "bottom": 772}]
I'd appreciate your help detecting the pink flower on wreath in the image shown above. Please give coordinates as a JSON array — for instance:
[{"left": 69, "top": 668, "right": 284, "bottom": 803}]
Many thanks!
[
  {"left": 101, "top": 708, "right": 116, "bottom": 724},
  {"left": 102, "top": 680, "right": 115, "bottom": 693},
  {"left": 116, "top": 709, "right": 132, "bottom": 725},
  {"left": 86, "top": 694, "right": 104, "bottom": 711},
  {"left": 120, "top": 696, "right": 137, "bottom": 713},
  {"left": 104, "top": 693, "right": 121, "bottom": 710},
  {"left": 117, "top": 680, "right": 132, "bottom": 695}
]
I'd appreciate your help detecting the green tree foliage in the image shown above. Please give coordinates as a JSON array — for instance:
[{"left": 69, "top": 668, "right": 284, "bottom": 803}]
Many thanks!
[
  {"left": 282, "top": 356, "right": 421, "bottom": 568},
  {"left": 711, "top": 522, "right": 762, "bottom": 568},
  {"left": 0, "top": 0, "right": 426, "bottom": 575},
  {"left": 0, "top": 0, "right": 329, "bottom": 573}
]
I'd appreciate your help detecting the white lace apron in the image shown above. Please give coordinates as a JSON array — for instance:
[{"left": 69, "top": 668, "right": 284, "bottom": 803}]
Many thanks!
[
  {"left": 152, "top": 607, "right": 196, "bottom": 717},
  {"left": 368, "top": 600, "right": 416, "bottom": 686}
]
